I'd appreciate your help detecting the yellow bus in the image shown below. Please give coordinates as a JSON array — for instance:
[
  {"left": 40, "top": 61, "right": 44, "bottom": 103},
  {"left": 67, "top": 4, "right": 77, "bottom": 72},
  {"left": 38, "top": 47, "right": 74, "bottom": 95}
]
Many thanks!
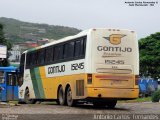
[{"left": 18, "top": 28, "right": 139, "bottom": 108}]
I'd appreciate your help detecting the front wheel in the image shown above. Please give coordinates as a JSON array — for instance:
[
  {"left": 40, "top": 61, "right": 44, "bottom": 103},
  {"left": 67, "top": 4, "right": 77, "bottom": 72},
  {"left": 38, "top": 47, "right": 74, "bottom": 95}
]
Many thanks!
[
  {"left": 106, "top": 100, "right": 117, "bottom": 109},
  {"left": 66, "top": 86, "right": 76, "bottom": 107},
  {"left": 24, "top": 89, "right": 36, "bottom": 104},
  {"left": 57, "top": 86, "right": 66, "bottom": 105}
]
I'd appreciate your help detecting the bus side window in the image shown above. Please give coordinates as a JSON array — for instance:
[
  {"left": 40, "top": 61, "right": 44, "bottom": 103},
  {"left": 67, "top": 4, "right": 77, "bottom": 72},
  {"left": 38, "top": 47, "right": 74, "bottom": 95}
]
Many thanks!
[
  {"left": 74, "top": 40, "right": 81, "bottom": 57},
  {"left": 35, "top": 51, "right": 38, "bottom": 65},
  {"left": 52, "top": 46, "right": 55, "bottom": 62},
  {"left": 63, "top": 43, "right": 69, "bottom": 59},
  {"left": 0, "top": 71, "right": 4, "bottom": 84},
  {"left": 68, "top": 42, "right": 74, "bottom": 58},
  {"left": 64, "top": 42, "right": 74, "bottom": 59},
  {"left": 37, "top": 50, "right": 40, "bottom": 66},
  {"left": 7, "top": 73, "right": 17, "bottom": 86},
  {"left": 26, "top": 52, "right": 31, "bottom": 68},
  {"left": 13, "top": 73, "right": 18, "bottom": 86},
  {"left": 33, "top": 51, "right": 39, "bottom": 66},
  {"left": 20, "top": 53, "right": 25, "bottom": 75},
  {"left": 7, "top": 74, "right": 12, "bottom": 85},
  {"left": 45, "top": 47, "right": 53, "bottom": 63},
  {"left": 38, "top": 49, "right": 45, "bottom": 65},
  {"left": 54, "top": 45, "right": 63, "bottom": 61},
  {"left": 82, "top": 37, "right": 86, "bottom": 56},
  {"left": 54, "top": 46, "right": 59, "bottom": 61},
  {"left": 59, "top": 45, "right": 64, "bottom": 60},
  {"left": 31, "top": 51, "right": 37, "bottom": 66},
  {"left": 29, "top": 52, "right": 33, "bottom": 66}
]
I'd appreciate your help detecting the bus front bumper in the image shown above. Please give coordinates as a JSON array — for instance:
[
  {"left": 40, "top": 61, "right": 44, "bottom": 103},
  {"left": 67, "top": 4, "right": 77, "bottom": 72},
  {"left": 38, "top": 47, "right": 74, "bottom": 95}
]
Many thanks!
[{"left": 86, "top": 87, "right": 139, "bottom": 99}]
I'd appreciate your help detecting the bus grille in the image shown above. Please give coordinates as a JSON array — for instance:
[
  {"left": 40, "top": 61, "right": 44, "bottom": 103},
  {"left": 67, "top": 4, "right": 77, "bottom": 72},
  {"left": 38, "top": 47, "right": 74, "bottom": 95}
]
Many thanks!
[{"left": 76, "top": 80, "right": 84, "bottom": 96}]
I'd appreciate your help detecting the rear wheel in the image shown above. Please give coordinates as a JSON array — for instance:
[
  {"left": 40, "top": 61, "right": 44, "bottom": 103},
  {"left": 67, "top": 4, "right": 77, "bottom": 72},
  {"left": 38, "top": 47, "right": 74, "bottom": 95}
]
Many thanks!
[
  {"left": 93, "top": 100, "right": 117, "bottom": 108},
  {"left": 24, "top": 88, "right": 36, "bottom": 104},
  {"left": 106, "top": 100, "right": 117, "bottom": 109},
  {"left": 66, "top": 86, "right": 76, "bottom": 107},
  {"left": 57, "top": 86, "right": 65, "bottom": 105},
  {"left": 93, "top": 102, "right": 107, "bottom": 108}
]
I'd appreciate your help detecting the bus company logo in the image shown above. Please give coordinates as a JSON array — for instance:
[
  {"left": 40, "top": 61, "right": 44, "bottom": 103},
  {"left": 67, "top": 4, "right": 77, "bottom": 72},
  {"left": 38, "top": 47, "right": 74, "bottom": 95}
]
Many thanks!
[{"left": 103, "top": 34, "right": 126, "bottom": 45}]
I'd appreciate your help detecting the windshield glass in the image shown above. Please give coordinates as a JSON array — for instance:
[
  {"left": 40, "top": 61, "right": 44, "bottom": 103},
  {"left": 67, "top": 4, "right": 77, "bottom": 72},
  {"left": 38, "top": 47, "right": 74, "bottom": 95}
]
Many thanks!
[{"left": 0, "top": 71, "right": 4, "bottom": 84}]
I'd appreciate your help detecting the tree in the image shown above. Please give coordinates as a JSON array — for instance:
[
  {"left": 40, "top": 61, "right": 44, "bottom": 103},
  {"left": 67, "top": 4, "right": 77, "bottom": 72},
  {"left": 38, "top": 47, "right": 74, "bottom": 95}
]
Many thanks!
[
  {"left": 0, "top": 23, "right": 12, "bottom": 66},
  {"left": 139, "top": 32, "right": 160, "bottom": 79}
]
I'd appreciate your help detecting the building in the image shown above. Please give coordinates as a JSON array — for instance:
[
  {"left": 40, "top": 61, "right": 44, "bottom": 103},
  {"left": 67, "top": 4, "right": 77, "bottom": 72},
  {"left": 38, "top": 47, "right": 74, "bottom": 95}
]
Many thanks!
[
  {"left": 9, "top": 42, "right": 38, "bottom": 63},
  {"left": 8, "top": 45, "right": 21, "bottom": 62},
  {"left": 37, "top": 38, "right": 50, "bottom": 46},
  {"left": 9, "top": 38, "right": 54, "bottom": 63}
]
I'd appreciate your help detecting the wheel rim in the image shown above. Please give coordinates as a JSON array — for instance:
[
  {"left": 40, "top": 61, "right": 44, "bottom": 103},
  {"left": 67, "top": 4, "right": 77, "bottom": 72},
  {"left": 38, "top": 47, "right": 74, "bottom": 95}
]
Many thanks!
[
  {"left": 25, "top": 89, "right": 30, "bottom": 100},
  {"left": 25, "top": 89, "right": 33, "bottom": 102}
]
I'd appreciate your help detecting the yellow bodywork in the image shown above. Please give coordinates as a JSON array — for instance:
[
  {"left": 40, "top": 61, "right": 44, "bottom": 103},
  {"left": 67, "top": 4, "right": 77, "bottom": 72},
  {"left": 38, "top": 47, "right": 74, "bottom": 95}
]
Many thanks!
[{"left": 38, "top": 66, "right": 139, "bottom": 100}]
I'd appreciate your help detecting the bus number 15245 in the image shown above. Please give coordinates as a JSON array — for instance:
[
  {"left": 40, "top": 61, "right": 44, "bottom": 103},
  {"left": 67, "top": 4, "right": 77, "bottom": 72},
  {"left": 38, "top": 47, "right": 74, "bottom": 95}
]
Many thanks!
[{"left": 71, "top": 62, "right": 84, "bottom": 71}]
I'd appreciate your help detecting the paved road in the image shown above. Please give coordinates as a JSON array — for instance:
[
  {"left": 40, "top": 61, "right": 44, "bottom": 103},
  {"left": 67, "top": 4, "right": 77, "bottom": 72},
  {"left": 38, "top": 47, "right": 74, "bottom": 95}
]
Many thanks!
[{"left": 0, "top": 102, "right": 160, "bottom": 120}]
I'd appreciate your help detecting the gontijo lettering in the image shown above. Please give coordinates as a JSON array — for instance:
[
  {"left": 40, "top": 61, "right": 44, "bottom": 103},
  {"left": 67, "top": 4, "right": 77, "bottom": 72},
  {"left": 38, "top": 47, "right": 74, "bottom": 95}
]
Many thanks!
[
  {"left": 97, "top": 46, "right": 132, "bottom": 52},
  {"left": 48, "top": 65, "right": 65, "bottom": 74}
]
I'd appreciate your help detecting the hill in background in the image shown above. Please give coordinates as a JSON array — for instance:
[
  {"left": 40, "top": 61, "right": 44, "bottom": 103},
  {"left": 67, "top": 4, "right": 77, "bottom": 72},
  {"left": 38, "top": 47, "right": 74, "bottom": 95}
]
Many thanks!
[{"left": 0, "top": 17, "right": 81, "bottom": 43}]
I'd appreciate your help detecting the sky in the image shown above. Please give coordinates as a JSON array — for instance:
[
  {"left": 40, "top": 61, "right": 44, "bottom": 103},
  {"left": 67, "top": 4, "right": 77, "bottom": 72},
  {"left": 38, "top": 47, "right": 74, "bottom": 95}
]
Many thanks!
[{"left": 0, "top": 0, "right": 160, "bottom": 39}]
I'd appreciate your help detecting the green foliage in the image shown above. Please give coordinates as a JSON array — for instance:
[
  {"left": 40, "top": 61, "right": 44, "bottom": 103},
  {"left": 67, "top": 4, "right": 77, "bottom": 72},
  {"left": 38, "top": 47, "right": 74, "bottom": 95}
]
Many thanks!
[
  {"left": 0, "top": 24, "right": 6, "bottom": 44},
  {"left": 0, "top": 24, "right": 12, "bottom": 50},
  {"left": 151, "top": 89, "right": 160, "bottom": 102},
  {"left": 0, "top": 23, "right": 11, "bottom": 66},
  {"left": 139, "top": 32, "right": 160, "bottom": 79},
  {"left": 0, "top": 17, "right": 81, "bottom": 43}
]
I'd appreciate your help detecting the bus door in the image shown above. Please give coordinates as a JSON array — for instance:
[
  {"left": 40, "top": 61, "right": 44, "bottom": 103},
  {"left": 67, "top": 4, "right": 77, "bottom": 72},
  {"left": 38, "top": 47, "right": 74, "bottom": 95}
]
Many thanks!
[
  {"left": 6, "top": 72, "right": 19, "bottom": 101},
  {"left": 0, "top": 71, "right": 6, "bottom": 101}
]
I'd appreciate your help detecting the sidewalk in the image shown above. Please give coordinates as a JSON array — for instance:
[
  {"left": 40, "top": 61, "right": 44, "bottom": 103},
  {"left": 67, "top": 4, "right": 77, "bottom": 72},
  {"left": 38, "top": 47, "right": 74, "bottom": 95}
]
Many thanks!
[{"left": 0, "top": 102, "right": 19, "bottom": 107}]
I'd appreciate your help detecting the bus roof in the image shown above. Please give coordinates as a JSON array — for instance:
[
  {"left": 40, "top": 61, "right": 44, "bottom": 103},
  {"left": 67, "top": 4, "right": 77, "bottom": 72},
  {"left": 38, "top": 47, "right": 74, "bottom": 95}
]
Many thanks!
[
  {"left": 22, "top": 29, "right": 90, "bottom": 53},
  {"left": 22, "top": 28, "right": 135, "bottom": 54},
  {"left": 0, "top": 66, "right": 17, "bottom": 72}
]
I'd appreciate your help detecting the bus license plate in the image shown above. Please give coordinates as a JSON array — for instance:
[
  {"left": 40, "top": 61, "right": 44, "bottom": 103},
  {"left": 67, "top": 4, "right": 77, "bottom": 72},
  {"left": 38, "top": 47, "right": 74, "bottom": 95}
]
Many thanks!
[{"left": 111, "top": 80, "right": 122, "bottom": 84}]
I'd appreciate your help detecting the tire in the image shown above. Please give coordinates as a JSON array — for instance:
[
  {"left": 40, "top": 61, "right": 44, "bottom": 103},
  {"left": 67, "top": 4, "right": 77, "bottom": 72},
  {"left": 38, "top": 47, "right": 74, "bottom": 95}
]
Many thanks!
[
  {"left": 24, "top": 88, "right": 36, "bottom": 104},
  {"left": 93, "top": 100, "right": 117, "bottom": 108},
  {"left": 66, "top": 86, "right": 76, "bottom": 107},
  {"left": 18, "top": 99, "right": 25, "bottom": 104},
  {"left": 106, "top": 100, "right": 117, "bottom": 109},
  {"left": 93, "top": 102, "right": 107, "bottom": 108},
  {"left": 57, "top": 86, "right": 65, "bottom": 105}
]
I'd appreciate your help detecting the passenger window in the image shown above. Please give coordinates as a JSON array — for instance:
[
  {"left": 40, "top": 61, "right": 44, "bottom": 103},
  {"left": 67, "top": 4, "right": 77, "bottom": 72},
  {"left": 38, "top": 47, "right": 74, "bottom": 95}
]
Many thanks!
[
  {"left": 0, "top": 71, "right": 4, "bottom": 84},
  {"left": 54, "top": 46, "right": 59, "bottom": 61},
  {"left": 59, "top": 45, "right": 63, "bottom": 60},
  {"left": 74, "top": 40, "right": 81, "bottom": 57},
  {"left": 82, "top": 37, "right": 86, "bottom": 56},
  {"left": 7, "top": 73, "right": 17, "bottom": 86},
  {"left": 54, "top": 45, "right": 63, "bottom": 61},
  {"left": 52, "top": 47, "right": 55, "bottom": 61},
  {"left": 45, "top": 47, "right": 53, "bottom": 63},
  {"left": 31, "top": 52, "right": 36, "bottom": 65},
  {"left": 34, "top": 52, "right": 38, "bottom": 65},
  {"left": 68, "top": 42, "right": 74, "bottom": 58},
  {"left": 63, "top": 44, "right": 69, "bottom": 59},
  {"left": 49, "top": 47, "right": 53, "bottom": 62},
  {"left": 38, "top": 49, "right": 45, "bottom": 65},
  {"left": 64, "top": 42, "right": 74, "bottom": 59}
]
